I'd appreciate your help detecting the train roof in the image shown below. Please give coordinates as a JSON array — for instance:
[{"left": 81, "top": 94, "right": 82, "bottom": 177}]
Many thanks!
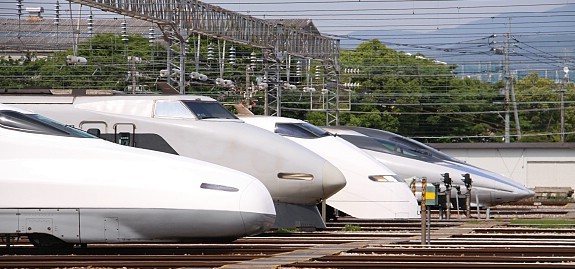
[
  {"left": 239, "top": 115, "right": 301, "bottom": 129},
  {"left": 0, "top": 103, "right": 33, "bottom": 114},
  {"left": 0, "top": 93, "right": 217, "bottom": 104}
]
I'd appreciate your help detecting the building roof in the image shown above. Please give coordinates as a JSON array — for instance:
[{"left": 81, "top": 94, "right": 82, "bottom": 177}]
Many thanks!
[
  {"left": 0, "top": 18, "right": 155, "bottom": 52},
  {"left": 0, "top": 17, "right": 322, "bottom": 53},
  {"left": 265, "top": 19, "right": 321, "bottom": 35}
]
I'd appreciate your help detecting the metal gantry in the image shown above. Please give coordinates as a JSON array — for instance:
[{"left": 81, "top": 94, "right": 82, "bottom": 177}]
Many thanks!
[
  {"left": 69, "top": 0, "right": 338, "bottom": 58},
  {"left": 67, "top": 0, "right": 341, "bottom": 123}
]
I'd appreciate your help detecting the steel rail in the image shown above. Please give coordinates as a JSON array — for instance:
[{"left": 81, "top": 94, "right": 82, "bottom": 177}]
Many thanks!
[{"left": 291, "top": 261, "right": 575, "bottom": 268}]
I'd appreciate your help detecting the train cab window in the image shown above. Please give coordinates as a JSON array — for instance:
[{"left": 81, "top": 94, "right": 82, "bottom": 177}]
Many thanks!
[
  {"left": 372, "top": 137, "right": 420, "bottom": 158},
  {"left": 154, "top": 100, "right": 195, "bottom": 119},
  {"left": 373, "top": 137, "right": 443, "bottom": 162},
  {"left": 0, "top": 110, "right": 95, "bottom": 138},
  {"left": 275, "top": 123, "right": 331, "bottom": 139},
  {"left": 181, "top": 100, "right": 238, "bottom": 120},
  {"left": 339, "top": 134, "right": 438, "bottom": 162},
  {"left": 388, "top": 136, "right": 457, "bottom": 162}
]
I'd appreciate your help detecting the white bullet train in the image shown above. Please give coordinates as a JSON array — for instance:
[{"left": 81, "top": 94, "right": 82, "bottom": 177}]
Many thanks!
[
  {"left": 238, "top": 115, "right": 419, "bottom": 220},
  {"left": 322, "top": 126, "right": 535, "bottom": 207},
  {"left": 0, "top": 94, "right": 346, "bottom": 229},
  {"left": 0, "top": 103, "right": 275, "bottom": 248}
]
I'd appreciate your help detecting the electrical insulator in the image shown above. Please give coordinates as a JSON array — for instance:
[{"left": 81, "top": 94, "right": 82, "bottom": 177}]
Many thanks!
[
  {"left": 17, "top": 0, "right": 23, "bottom": 16},
  {"left": 250, "top": 51, "right": 257, "bottom": 69},
  {"left": 121, "top": 21, "right": 128, "bottom": 42},
  {"left": 315, "top": 66, "right": 321, "bottom": 80},
  {"left": 148, "top": 27, "right": 155, "bottom": 44},
  {"left": 296, "top": 60, "right": 302, "bottom": 77},
  {"left": 207, "top": 42, "right": 214, "bottom": 61},
  {"left": 53, "top": 2, "right": 60, "bottom": 25},
  {"left": 87, "top": 14, "right": 94, "bottom": 34},
  {"left": 229, "top": 46, "right": 236, "bottom": 65}
]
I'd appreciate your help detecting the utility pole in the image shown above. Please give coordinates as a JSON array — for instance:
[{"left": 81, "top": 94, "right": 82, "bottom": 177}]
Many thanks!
[
  {"left": 560, "top": 66, "right": 569, "bottom": 142},
  {"left": 502, "top": 21, "right": 521, "bottom": 143},
  {"left": 504, "top": 32, "right": 511, "bottom": 143}
]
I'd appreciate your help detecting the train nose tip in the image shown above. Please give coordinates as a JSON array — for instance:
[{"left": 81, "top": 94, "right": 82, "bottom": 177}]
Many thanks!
[
  {"left": 521, "top": 188, "right": 536, "bottom": 199},
  {"left": 512, "top": 186, "right": 536, "bottom": 201},
  {"left": 322, "top": 161, "right": 347, "bottom": 199},
  {"left": 239, "top": 181, "right": 276, "bottom": 235}
]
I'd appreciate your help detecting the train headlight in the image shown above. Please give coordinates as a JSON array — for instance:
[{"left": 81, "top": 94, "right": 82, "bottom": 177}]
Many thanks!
[
  {"left": 369, "top": 175, "right": 397, "bottom": 182},
  {"left": 277, "top": 173, "right": 314, "bottom": 181}
]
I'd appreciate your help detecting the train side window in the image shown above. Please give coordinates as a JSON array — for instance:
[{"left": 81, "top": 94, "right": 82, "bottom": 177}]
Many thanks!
[
  {"left": 154, "top": 100, "right": 195, "bottom": 119},
  {"left": 87, "top": 128, "right": 101, "bottom": 137}
]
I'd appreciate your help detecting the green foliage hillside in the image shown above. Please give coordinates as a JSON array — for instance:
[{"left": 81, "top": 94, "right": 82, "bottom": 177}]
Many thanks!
[{"left": 1, "top": 37, "right": 572, "bottom": 142}]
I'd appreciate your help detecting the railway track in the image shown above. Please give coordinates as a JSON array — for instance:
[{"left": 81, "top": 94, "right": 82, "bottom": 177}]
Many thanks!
[{"left": 1, "top": 204, "right": 574, "bottom": 268}]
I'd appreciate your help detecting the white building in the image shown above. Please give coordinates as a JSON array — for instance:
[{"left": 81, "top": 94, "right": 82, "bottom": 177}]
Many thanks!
[{"left": 430, "top": 143, "right": 575, "bottom": 191}]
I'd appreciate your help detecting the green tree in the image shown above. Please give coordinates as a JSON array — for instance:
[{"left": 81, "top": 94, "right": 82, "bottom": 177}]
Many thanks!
[
  {"left": 0, "top": 34, "right": 166, "bottom": 91},
  {"left": 514, "top": 73, "right": 575, "bottom": 142},
  {"left": 337, "top": 39, "right": 499, "bottom": 142}
]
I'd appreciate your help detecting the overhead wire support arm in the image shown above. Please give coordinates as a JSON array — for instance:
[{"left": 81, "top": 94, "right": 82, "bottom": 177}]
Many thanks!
[
  {"left": 65, "top": 0, "right": 339, "bottom": 60},
  {"left": 66, "top": 0, "right": 340, "bottom": 116}
]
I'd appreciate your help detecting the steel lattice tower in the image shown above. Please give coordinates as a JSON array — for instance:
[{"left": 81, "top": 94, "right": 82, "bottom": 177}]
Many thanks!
[{"left": 67, "top": 0, "right": 341, "bottom": 123}]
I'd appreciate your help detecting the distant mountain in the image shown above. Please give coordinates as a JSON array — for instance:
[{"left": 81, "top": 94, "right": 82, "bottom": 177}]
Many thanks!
[{"left": 342, "top": 4, "right": 575, "bottom": 82}]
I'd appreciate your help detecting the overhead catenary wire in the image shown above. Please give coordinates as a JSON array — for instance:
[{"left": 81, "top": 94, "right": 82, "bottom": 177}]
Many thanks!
[{"left": 0, "top": 0, "right": 573, "bottom": 141}]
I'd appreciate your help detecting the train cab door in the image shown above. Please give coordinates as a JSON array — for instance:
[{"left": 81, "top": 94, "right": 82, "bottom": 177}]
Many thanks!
[{"left": 114, "top": 123, "right": 137, "bottom": 147}]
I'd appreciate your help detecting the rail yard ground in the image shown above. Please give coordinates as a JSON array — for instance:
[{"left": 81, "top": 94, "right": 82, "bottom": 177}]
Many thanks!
[{"left": 2, "top": 200, "right": 575, "bottom": 268}]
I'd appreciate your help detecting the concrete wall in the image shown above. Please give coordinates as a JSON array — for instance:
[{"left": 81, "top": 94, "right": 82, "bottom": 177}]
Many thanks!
[{"left": 429, "top": 143, "right": 575, "bottom": 189}]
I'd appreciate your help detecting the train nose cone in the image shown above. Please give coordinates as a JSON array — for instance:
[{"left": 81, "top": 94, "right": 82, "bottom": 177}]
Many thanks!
[
  {"left": 322, "top": 161, "right": 347, "bottom": 199},
  {"left": 239, "top": 181, "right": 276, "bottom": 236}
]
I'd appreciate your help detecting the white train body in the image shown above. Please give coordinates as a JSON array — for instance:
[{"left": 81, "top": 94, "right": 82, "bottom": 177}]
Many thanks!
[
  {"left": 239, "top": 116, "right": 419, "bottom": 219},
  {"left": 322, "top": 126, "right": 535, "bottom": 206},
  {"left": 0, "top": 95, "right": 346, "bottom": 229},
  {"left": 0, "top": 104, "right": 275, "bottom": 247}
]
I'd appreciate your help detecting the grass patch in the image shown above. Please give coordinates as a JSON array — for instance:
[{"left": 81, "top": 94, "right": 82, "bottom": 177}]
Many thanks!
[
  {"left": 274, "top": 228, "right": 300, "bottom": 233},
  {"left": 342, "top": 224, "right": 361, "bottom": 232},
  {"left": 510, "top": 219, "right": 575, "bottom": 228}
]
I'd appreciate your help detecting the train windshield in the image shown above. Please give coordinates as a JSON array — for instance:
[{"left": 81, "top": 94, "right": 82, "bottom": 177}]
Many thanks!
[
  {"left": 350, "top": 127, "right": 461, "bottom": 163},
  {"left": 181, "top": 101, "right": 238, "bottom": 120},
  {"left": 275, "top": 122, "right": 331, "bottom": 139},
  {"left": 371, "top": 137, "right": 438, "bottom": 161},
  {"left": 386, "top": 135, "right": 460, "bottom": 162},
  {"left": 0, "top": 110, "right": 95, "bottom": 138},
  {"left": 338, "top": 134, "right": 439, "bottom": 162}
]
